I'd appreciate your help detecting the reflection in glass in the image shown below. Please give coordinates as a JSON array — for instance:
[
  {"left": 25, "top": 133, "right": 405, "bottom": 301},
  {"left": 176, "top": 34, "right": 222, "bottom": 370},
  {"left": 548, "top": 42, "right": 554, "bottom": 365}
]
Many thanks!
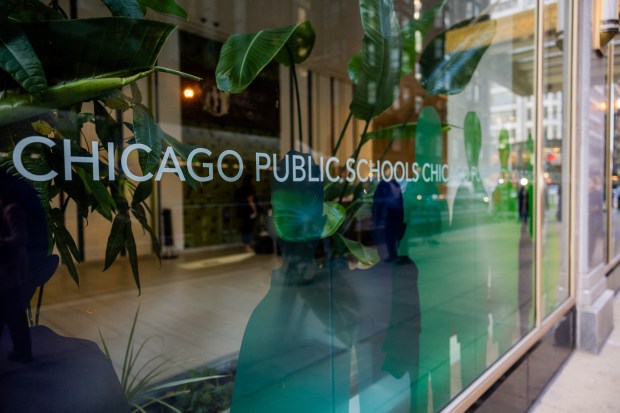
[
  {"left": 0, "top": 0, "right": 565, "bottom": 412},
  {"left": 541, "top": 0, "right": 570, "bottom": 318}
]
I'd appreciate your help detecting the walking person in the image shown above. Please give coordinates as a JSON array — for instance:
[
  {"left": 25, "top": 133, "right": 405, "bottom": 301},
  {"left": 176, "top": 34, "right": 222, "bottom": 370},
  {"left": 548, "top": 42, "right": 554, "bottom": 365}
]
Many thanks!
[{"left": 235, "top": 175, "right": 258, "bottom": 252}]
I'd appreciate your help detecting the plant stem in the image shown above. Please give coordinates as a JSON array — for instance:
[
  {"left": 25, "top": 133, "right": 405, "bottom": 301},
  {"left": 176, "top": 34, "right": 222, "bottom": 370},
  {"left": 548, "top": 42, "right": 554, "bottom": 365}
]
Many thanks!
[
  {"left": 338, "top": 118, "right": 371, "bottom": 202},
  {"left": 379, "top": 140, "right": 395, "bottom": 161},
  {"left": 291, "top": 66, "right": 303, "bottom": 150},
  {"left": 332, "top": 111, "right": 353, "bottom": 157},
  {"left": 286, "top": 46, "right": 303, "bottom": 150}
]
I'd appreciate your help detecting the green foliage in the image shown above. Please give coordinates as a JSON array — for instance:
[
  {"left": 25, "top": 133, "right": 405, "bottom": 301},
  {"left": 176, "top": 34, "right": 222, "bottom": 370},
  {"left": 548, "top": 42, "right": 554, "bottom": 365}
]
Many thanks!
[
  {"left": 99, "top": 307, "right": 223, "bottom": 413},
  {"left": 420, "top": 16, "right": 497, "bottom": 95},
  {"left": 216, "top": 21, "right": 315, "bottom": 93},
  {"left": 0, "top": 1, "right": 198, "bottom": 291},
  {"left": 212, "top": 0, "right": 494, "bottom": 264},
  {"left": 337, "top": 234, "right": 380, "bottom": 266},
  {"left": 464, "top": 111, "right": 482, "bottom": 167},
  {"left": 0, "top": 0, "right": 65, "bottom": 22},
  {"left": 0, "top": 20, "right": 47, "bottom": 98},
  {"left": 138, "top": 0, "right": 188, "bottom": 20},
  {"left": 101, "top": 0, "right": 189, "bottom": 19},
  {"left": 152, "top": 368, "right": 233, "bottom": 413},
  {"left": 101, "top": 0, "right": 144, "bottom": 18},
  {"left": 349, "top": 0, "right": 402, "bottom": 120},
  {"left": 321, "top": 202, "right": 347, "bottom": 238}
]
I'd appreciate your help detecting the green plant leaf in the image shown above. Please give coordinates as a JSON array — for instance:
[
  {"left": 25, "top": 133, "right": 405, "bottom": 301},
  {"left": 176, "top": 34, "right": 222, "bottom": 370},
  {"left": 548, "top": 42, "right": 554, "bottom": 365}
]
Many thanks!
[
  {"left": 94, "top": 100, "right": 119, "bottom": 145},
  {"left": 146, "top": 376, "right": 226, "bottom": 392},
  {"left": 464, "top": 111, "right": 482, "bottom": 167},
  {"left": 420, "top": 16, "right": 496, "bottom": 95},
  {"left": 274, "top": 21, "right": 315, "bottom": 66},
  {"left": 101, "top": 89, "right": 133, "bottom": 110},
  {"left": 16, "top": 18, "right": 174, "bottom": 84},
  {"left": 49, "top": 208, "right": 80, "bottom": 283},
  {"left": 349, "top": 0, "right": 402, "bottom": 120},
  {"left": 130, "top": 82, "right": 142, "bottom": 104},
  {"left": 216, "top": 21, "right": 315, "bottom": 93},
  {"left": 400, "top": 24, "right": 416, "bottom": 77},
  {"left": 0, "top": 19, "right": 47, "bottom": 98},
  {"left": 321, "top": 201, "right": 346, "bottom": 238},
  {"left": 125, "top": 217, "right": 141, "bottom": 293},
  {"left": 162, "top": 133, "right": 194, "bottom": 160},
  {"left": 337, "top": 234, "right": 379, "bottom": 266},
  {"left": 132, "top": 180, "right": 152, "bottom": 205},
  {"left": 132, "top": 203, "right": 160, "bottom": 261},
  {"left": 75, "top": 168, "right": 117, "bottom": 221},
  {"left": 101, "top": 0, "right": 144, "bottom": 18},
  {"left": 138, "top": 0, "right": 188, "bottom": 19},
  {"left": 0, "top": 0, "right": 65, "bottom": 22},
  {"left": 133, "top": 103, "right": 163, "bottom": 174},
  {"left": 0, "top": 67, "right": 171, "bottom": 127},
  {"left": 104, "top": 212, "right": 128, "bottom": 271}
]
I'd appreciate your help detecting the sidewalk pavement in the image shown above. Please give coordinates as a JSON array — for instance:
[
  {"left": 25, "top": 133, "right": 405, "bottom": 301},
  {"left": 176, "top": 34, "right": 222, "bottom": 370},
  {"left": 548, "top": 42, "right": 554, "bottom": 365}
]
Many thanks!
[{"left": 530, "top": 292, "right": 620, "bottom": 412}]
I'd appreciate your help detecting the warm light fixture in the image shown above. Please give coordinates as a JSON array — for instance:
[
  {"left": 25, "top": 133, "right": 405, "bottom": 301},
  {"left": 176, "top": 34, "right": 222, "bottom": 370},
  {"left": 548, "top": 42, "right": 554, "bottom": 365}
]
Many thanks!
[
  {"left": 520, "top": 178, "right": 529, "bottom": 186},
  {"left": 183, "top": 87, "right": 196, "bottom": 99}
]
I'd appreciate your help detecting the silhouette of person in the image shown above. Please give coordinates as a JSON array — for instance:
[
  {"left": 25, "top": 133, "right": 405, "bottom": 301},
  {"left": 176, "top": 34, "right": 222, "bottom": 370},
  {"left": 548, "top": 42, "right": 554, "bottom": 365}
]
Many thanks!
[
  {"left": 450, "top": 112, "right": 488, "bottom": 388},
  {"left": 492, "top": 129, "right": 518, "bottom": 219},
  {"left": 235, "top": 174, "right": 258, "bottom": 252},
  {"left": 399, "top": 106, "right": 449, "bottom": 412},
  {"left": 370, "top": 180, "right": 421, "bottom": 413},
  {"left": 0, "top": 171, "right": 32, "bottom": 363},
  {"left": 231, "top": 151, "right": 347, "bottom": 413}
]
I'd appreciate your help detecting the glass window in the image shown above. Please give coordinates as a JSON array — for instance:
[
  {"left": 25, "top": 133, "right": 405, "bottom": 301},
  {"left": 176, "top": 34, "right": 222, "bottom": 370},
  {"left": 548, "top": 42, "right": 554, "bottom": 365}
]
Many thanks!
[{"left": 0, "top": 1, "right": 563, "bottom": 412}]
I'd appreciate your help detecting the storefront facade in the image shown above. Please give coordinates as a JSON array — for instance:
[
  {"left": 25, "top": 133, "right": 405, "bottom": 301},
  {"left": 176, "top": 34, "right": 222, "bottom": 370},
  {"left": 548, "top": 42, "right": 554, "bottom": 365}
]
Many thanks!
[{"left": 0, "top": 0, "right": 618, "bottom": 412}]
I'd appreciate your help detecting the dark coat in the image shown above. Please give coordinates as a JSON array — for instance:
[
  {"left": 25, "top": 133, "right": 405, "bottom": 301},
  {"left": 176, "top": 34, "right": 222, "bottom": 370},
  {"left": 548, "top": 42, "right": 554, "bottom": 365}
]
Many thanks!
[{"left": 0, "top": 202, "right": 28, "bottom": 290}]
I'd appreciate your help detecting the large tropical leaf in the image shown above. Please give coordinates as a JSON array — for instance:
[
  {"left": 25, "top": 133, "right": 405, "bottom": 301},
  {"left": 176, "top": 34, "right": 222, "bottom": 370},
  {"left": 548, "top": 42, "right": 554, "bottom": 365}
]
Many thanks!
[
  {"left": 274, "top": 21, "right": 315, "bottom": 66},
  {"left": 18, "top": 18, "right": 174, "bottom": 83},
  {"left": 419, "top": 16, "right": 496, "bottom": 95},
  {"left": 349, "top": 0, "right": 402, "bottom": 120},
  {"left": 350, "top": 0, "right": 448, "bottom": 83},
  {"left": 463, "top": 111, "right": 482, "bottom": 168},
  {"left": 0, "top": 19, "right": 47, "bottom": 98},
  {"left": 216, "top": 21, "right": 315, "bottom": 93},
  {"left": 0, "top": 68, "right": 155, "bottom": 127},
  {"left": 138, "top": 0, "right": 188, "bottom": 19}
]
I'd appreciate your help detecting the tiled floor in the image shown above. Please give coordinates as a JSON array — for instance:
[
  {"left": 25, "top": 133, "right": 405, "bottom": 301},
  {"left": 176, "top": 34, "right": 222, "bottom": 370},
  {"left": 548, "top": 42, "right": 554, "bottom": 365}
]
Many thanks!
[
  {"left": 38, "top": 248, "right": 278, "bottom": 378},
  {"left": 529, "top": 292, "right": 620, "bottom": 413}
]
